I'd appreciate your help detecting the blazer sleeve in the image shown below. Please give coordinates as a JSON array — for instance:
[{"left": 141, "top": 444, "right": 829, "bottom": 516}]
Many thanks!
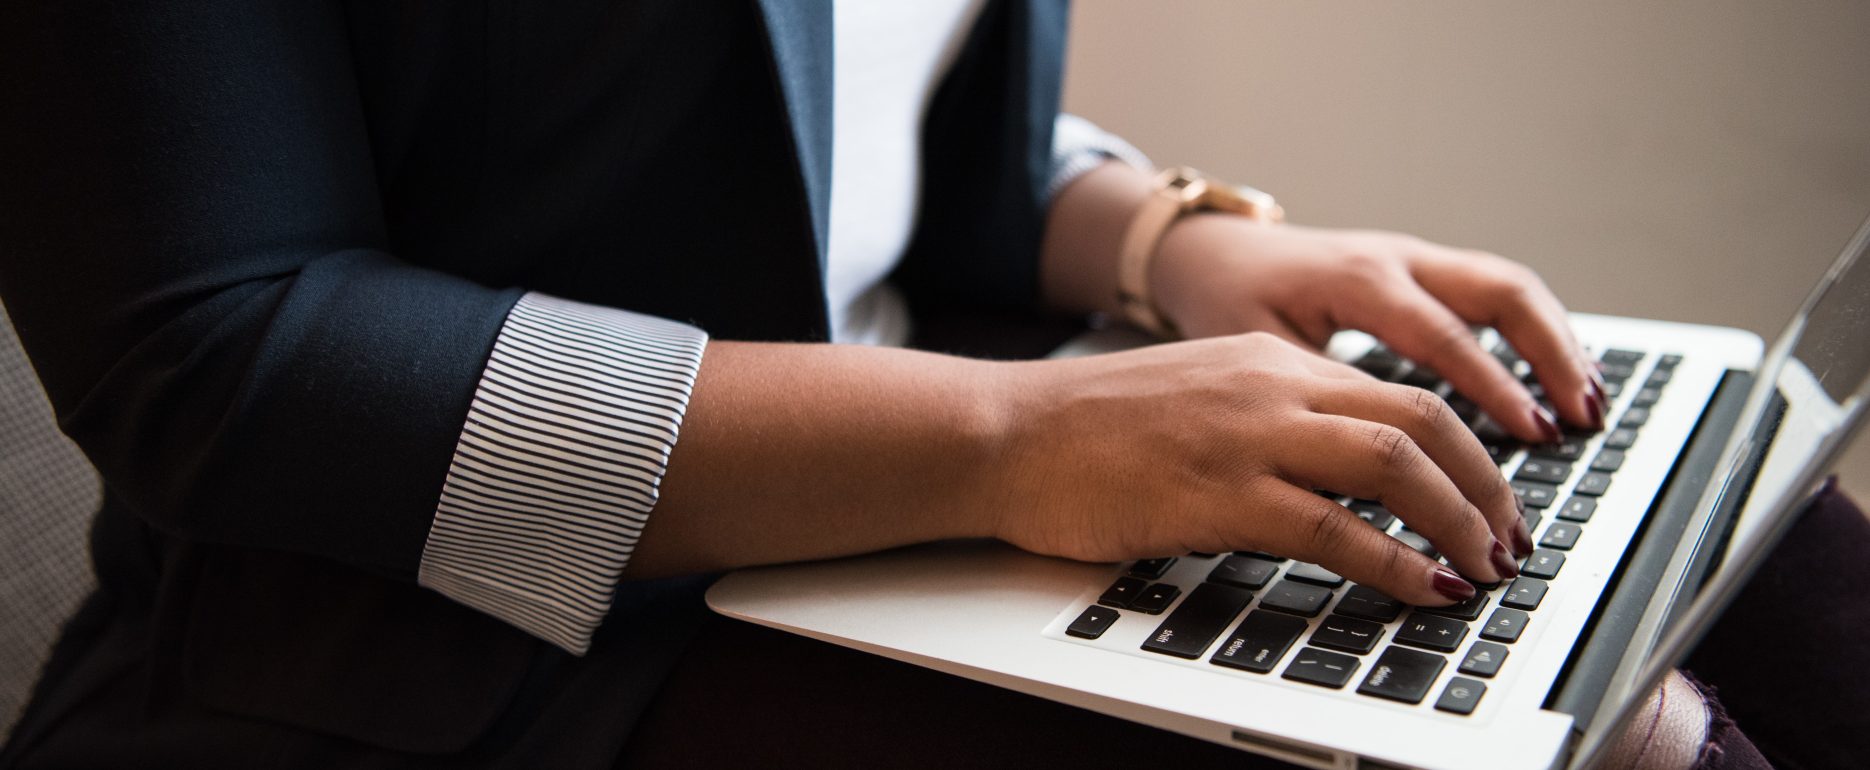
[{"left": 0, "top": 0, "right": 703, "bottom": 654}]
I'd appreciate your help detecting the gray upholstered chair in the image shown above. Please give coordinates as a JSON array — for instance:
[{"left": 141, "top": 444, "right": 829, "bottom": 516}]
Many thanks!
[{"left": 0, "top": 302, "right": 100, "bottom": 741}]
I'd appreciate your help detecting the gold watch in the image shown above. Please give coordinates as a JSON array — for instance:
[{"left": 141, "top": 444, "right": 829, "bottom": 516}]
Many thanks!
[{"left": 1116, "top": 167, "right": 1284, "bottom": 338}]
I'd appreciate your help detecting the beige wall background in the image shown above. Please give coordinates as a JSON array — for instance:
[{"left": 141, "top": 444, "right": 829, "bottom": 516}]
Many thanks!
[{"left": 1063, "top": 1, "right": 1870, "bottom": 501}]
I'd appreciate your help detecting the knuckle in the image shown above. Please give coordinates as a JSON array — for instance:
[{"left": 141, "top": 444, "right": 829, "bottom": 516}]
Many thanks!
[
  {"left": 1303, "top": 506, "right": 1354, "bottom": 557},
  {"left": 1403, "top": 384, "right": 1453, "bottom": 431},
  {"left": 1365, "top": 424, "right": 1418, "bottom": 475},
  {"left": 1378, "top": 535, "right": 1410, "bottom": 582},
  {"left": 1341, "top": 252, "right": 1395, "bottom": 287}
]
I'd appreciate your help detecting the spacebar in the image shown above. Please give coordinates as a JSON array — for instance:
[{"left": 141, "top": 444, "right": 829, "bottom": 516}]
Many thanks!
[{"left": 1141, "top": 583, "right": 1253, "bottom": 659}]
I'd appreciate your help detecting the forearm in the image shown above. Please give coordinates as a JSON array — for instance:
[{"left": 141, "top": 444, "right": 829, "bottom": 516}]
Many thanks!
[
  {"left": 626, "top": 341, "right": 1011, "bottom": 578},
  {"left": 1038, "top": 160, "right": 1156, "bottom": 316}
]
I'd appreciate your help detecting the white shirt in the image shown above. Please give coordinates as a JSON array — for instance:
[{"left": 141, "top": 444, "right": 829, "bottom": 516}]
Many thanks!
[{"left": 824, "top": 0, "right": 987, "bottom": 346}]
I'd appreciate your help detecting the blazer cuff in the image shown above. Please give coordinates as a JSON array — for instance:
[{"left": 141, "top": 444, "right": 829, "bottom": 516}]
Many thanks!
[
  {"left": 418, "top": 292, "right": 707, "bottom": 654},
  {"left": 1047, "top": 113, "right": 1154, "bottom": 200}
]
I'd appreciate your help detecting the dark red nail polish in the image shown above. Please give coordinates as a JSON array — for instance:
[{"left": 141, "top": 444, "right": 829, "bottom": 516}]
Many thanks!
[
  {"left": 1490, "top": 539, "right": 1520, "bottom": 580},
  {"left": 1584, "top": 393, "right": 1606, "bottom": 431},
  {"left": 1432, "top": 567, "right": 1477, "bottom": 602},
  {"left": 1531, "top": 407, "right": 1562, "bottom": 443},
  {"left": 1511, "top": 518, "right": 1535, "bottom": 556}
]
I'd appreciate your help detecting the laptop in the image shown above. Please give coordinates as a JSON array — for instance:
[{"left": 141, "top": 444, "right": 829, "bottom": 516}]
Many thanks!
[{"left": 707, "top": 213, "right": 1870, "bottom": 770}]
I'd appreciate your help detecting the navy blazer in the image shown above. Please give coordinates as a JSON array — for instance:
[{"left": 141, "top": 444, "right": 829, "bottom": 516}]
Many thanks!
[{"left": 0, "top": 0, "right": 1068, "bottom": 764}]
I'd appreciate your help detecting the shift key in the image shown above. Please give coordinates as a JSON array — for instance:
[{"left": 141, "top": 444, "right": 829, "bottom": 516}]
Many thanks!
[
  {"left": 1142, "top": 583, "right": 1254, "bottom": 659},
  {"left": 1211, "top": 610, "right": 1309, "bottom": 673}
]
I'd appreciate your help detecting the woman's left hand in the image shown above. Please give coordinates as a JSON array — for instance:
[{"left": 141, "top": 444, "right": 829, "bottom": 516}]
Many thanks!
[{"left": 1150, "top": 214, "right": 1607, "bottom": 444}]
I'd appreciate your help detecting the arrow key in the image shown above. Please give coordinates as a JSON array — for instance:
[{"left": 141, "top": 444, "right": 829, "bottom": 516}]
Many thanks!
[{"left": 1458, "top": 641, "right": 1510, "bottom": 678}]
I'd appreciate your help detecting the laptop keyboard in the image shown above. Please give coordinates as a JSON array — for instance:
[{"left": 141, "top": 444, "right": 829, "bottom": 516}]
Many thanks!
[{"left": 1057, "top": 340, "right": 1684, "bottom": 716}]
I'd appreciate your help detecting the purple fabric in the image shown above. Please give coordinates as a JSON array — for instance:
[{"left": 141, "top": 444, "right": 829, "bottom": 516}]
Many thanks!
[{"left": 1684, "top": 479, "right": 1869, "bottom": 770}]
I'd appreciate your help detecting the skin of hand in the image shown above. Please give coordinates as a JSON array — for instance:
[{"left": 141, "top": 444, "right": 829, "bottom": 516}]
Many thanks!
[
  {"left": 1151, "top": 214, "right": 1608, "bottom": 443},
  {"left": 989, "top": 332, "right": 1525, "bottom": 604}
]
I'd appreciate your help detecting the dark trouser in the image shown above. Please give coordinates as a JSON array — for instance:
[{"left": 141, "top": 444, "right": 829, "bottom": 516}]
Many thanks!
[{"left": 620, "top": 484, "right": 1870, "bottom": 770}]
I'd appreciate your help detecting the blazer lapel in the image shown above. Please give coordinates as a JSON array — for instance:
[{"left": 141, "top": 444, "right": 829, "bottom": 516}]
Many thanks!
[{"left": 752, "top": 0, "right": 833, "bottom": 273}]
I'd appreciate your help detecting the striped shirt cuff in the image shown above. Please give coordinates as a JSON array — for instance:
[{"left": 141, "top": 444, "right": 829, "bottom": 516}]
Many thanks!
[
  {"left": 419, "top": 292, "right": 707, "bottom": 654},
  {"left": 1048, "top": 113, "right": 1154, "bottom": 199}
]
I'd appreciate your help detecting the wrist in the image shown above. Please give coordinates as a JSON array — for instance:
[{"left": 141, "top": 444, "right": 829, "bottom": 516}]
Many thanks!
[
  {"left": 1150, "top": 212, "right": 1263, "bottom": 335},
  {"left": 1115, "top": 168, "right": 1282, "bottom": 338}
]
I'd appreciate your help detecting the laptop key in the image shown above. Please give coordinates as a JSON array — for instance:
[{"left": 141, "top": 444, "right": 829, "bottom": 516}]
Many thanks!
[
  {"left": 1212, "top": 610, "right": 1308, "bottom": 673},
  {"left": 1557, "top": 497, "right": 1597, "bottom": 523},
  {"left": 1590, "top": 450, "right": 1626, "bottom": 473},
  {"left": 1539, "top": 523, "right": 1582, "bottom": 550},
  {"left": 1645, "top": 368, "right": 1674, "bottom": 387},
  {"left": 1632, "top": 387, "right": 1663, "bottom": 407},
  {"left": 1619, "top": 407, "right": 1652, "bottom": 429},
  {"left": 1098, "top": 577, "right": 1146, "bottom": 609},
  {"left": 1129, "top": 557, "right": 1178, "bottom": 579},
  {"left": 1309, "top": 614, "right": 1385, "bottom": 655},
  {"left": 1511, "top": 481, "right": 1560, "bottom": 509},
  {"left": 1393, "top": 612, "right": 1469, "bottom": 652},
  {"left": 1435, "top": 677, "right": 1488, "bottom": 715},
  {"left": 1348, "top": 500, "right": 1397, "bottom": 531},
  {"left": 1521, "top": 549, "right": 1566, "bottom": 579},
  {"left": 1286, "top": 562, "right": 1346, "bottom": 587},
  {"left": 1600, "top": 361, "right": 1637, "bottom": 383},
  {"left": 1417, "top": 591, "right": 1489, "bottom": 621},
  {"left": 1657, "top": 353, "right": 1683, "bottom": 369},
  {"left": 1142, "top": 583, "right": 1254, "bottom": 659},
  {"left": 1358, "top": 646, "right": 1447, "bottom": 704},
  {"left": 1501, "top": 578, "right": 1548, "bottom": 610},
  {"left": 1605, "top": 427, "right": 1639, "bottom": 449},
  {"left": 1482, "top": 608, "right": 1531, "bottom": 643},
  {"left": 1282, "top": 646, "right": 1361, "bottom": 689},
  {"left": 1336, "top": 585, "right": 1406, "bottom": 623},
  {"left": 1575, "top": 472, "right": 1613, "bottom": 497},
  {"left": 1600, "top": 349, "right": 1645, "bottom": 367},
  {"left": 1131, "top": 583, "right": 1182, "bottom": 614},
  {"left": 1260, "top": 580, "right": 1334, "bottom": 618},
  {"left": 1234, "top": 551, "right": 1288, "bottom": 563},
  {"left": 1208, "top": 554, "right": 1280, "bottom": 590},
  {"left": 1529, "top": 436, "right": 1588, "bottom": 462},
  {"left": 1392, "top": 529, "right": 1438, "bottom": 559},
  {"left": 1514, "top": 459, "right": 1574, "bottom": 485},
  {"left": 1355, "top": 348, "right": 1405, "bottom": 379},
  {"left": 1603, "top": 380, "right": 1625, "bottom": 398},
  {"left": 1400, "top": 365, "right": 1444, "bottom": 391},
  {"left": 1066, "top": 606, "right": 1120, "bottom": 639},
  {"left": 1458, "top": 641, "right": 1510, "bottom": 678}
]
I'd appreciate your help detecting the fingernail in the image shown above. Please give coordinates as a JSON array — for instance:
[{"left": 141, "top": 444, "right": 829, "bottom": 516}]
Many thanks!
[
  {"left": 1531, "top": 406, "right": 1562, "bottom": 443},
  {"left": 1490, "top": 539, "right": 1520, "bottom": 580},
  {"left": 1512, "top": 518, "right": 1535, "bottom": 556},
  {"left": 1432, "top": 567, "right": 1477, "bottom": 602},
  {"left": 1584, "top": 393, "right": 1606, "bottom": 431},
  {"left": 1590, "top": 371, "right": 1609, "bottom": 403}
]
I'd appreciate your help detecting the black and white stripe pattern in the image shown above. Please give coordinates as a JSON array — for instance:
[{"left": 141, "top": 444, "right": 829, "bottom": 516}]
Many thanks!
[
  {"left": 419, "top": 292, "right": 707, "bottom": 654},
  {"left": 1048, "top": 113, "right": 1153, "bottom": 199}
]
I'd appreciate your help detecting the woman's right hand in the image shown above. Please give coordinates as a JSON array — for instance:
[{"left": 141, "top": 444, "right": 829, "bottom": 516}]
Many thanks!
[{"left": 990, "top": 331, "right": 1532, "bottom": 607}]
